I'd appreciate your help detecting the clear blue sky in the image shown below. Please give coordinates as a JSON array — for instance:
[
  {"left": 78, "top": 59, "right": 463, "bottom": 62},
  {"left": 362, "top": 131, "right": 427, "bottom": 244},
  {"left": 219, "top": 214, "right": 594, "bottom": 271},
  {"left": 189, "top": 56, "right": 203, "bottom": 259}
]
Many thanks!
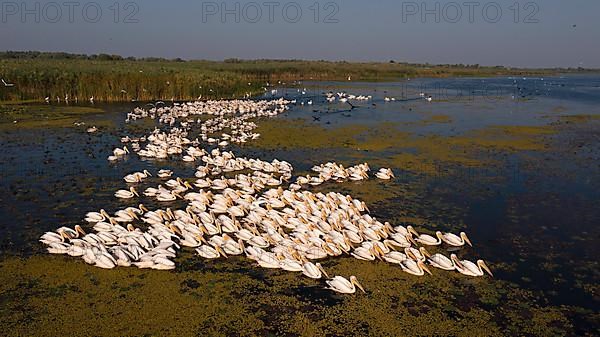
[{"left": 1, "top": 0, "right": 599, "bottom": 67}]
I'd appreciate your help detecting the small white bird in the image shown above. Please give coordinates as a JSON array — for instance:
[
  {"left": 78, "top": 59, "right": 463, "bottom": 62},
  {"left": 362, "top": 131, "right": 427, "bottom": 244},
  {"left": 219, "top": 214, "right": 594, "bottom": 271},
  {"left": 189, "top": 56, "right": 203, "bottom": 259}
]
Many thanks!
[{"left": 2, "top": 79, "right": 15, "bottom": 87}]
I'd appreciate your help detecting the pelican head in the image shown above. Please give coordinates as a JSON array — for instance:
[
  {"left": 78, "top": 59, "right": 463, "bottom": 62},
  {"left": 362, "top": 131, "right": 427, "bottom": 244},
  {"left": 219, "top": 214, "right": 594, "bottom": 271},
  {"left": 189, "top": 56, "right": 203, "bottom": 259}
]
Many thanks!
[
  {"left": 417, "top": 260, "right": 433, "bottom": 275},
  {"left": 406, "top": 233, "right": 418, "bottom": 246},
  {"left": 383, "top": 240, "right": 397, "bottom": 251},
  {"left": 407, "top": 225, "right": 419, "bottom": 237},
  {"left": 383, "top": 222, "right": 394, "bottom": 234},
  {"left": 419, "top": 247, "right": 431, "bottom": 259},
  {"left": 127, "top": 223, "right": 136, "bottom": 231},
  {"left": 127, "top": 209, "right": 139, "bottom": 220},
  {"left": 450, "top": 254, "right": 463, "bottom": 268},
  {"left": 216, "top": 245, "right": 228, "bottom": 259},
  {"left": 124, "top": 146, "right": 130, "bottom": 154},
  {"left": 350, "top": 276, "right": 366, "bottom": 293},
  {"left": 184, "top": 181, "right": 193, "bottom": 189},
  {"left": 129, "top": 186, "right": 139, "bottom": 197},
  {"left": 100, "top": 209, "right": 110, "bottom": 219},
  {"left": 477, "top": 260, "right": 493, "bottom": 277},
  {"left": 374, "top": 244, "right": 386, "bottom": 259},
  {"left": 316, "top": 263, "right": 329, "bottom": 278},
  {"left": 143, "top": 169, "right": 152, "bottom": 177},
  {"left": 74, "top": 225, "right": 86, "bottom": 237},
  {"left": 461, "top": 232, "right": 473, "bottom": 247},
  {"left": 405, "top": 248, "right": 418, "bottom": 261},
  {"left": 168, "top": 223, "right": 181, "bottom": 235},
  {"left": 138, "top": 204, "right": 149, "bottom": 213},
  {"left": 195, "top": 234, "right": 208, "bottom": 245}
]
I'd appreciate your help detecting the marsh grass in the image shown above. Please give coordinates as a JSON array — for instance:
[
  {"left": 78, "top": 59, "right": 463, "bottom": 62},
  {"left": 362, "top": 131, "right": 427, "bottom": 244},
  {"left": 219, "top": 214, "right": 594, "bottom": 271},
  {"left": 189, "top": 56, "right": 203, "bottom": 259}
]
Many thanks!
[{"left": 0, "top": 52, "right": 561, "bottom": 103}]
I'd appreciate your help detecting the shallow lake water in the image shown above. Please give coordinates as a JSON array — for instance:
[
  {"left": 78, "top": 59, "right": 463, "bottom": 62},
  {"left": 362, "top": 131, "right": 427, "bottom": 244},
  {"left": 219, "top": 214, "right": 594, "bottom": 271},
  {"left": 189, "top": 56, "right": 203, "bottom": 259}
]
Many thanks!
[{"left": 0, "top": 75, "right": 598, "bottom": 336}]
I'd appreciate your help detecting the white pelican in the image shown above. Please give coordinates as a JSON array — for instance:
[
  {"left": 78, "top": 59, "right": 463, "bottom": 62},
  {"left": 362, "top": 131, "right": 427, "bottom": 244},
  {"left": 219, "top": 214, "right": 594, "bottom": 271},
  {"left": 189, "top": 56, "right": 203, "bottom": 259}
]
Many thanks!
[
  {"left": 375, "top": 168, "right": 395, "bottom": 180},
  {"left": 113, "top": 146, "right": 129, "bottom": 156},
  {"left": 400, "top": 259, "right": 432, "bottom": 276},
  {"left": 326, "top": 276, "right": 366, "bottom": 294},
  {"left": 302, "top": 262, "right": 328, "bottom": 279},
  {"left": 124, "top": 170, "right": 151, "bottom": 183},
  {"left": 196, "top": 245, "right": 227, "bottom": 259},
  {"left": 383, "top": 251, "right": 409, "bottom": 264},
  {"left": 158, "top": 169, "right": 173, "bottom": 178},
  {"left": 115, "top": 187, "right": 139, "bottom": 199},
  {"left": 414, "top": 231, "right": 443, "bottom": 246},
  {"left": 440, "top": 231, "right": 473, "bottom": 247},
  {"left": 427, "top": 252, "right": 456, "bottom": 271},
  {"left": 279, "top": 258, "right": 304, "bottom": 272},
  {"left": 351, "top": 246, "right": 376, "bottom": 261},
  {"left": 451, "top": 255, "right": 493, "bottom": 277},
  {"left": 85, "top": 209, "right": 111, "bottom": 223}
]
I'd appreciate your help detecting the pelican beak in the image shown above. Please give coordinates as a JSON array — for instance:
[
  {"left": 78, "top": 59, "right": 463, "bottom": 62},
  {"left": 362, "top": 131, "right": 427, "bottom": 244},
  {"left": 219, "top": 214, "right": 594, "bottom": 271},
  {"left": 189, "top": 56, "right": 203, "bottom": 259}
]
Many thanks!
[
  {"left": 185, "top": 181, "right": 193, "bottom": 189},
  {"left": 377, "top": 228, "right": 388, "bottom": 239},
  {"left": 128, "top": 209, "right": 139, "bottom": 220},
  {"left": 131, "top": 187, "right": 139, "bottom": 197},
  {"left": 145, "top": 170, "right": 152, "bottom": 177},
  {"left": 216, "top": 246, "right": 228, "bottom": 259},
  {"left": 139, "top": 203, "right": 149, "bottom": 213},
  {"left": 344, "top": 237, "right": 354, "bottom": 251},
  {"left": 480, "top": 261, "right": 494, "bottom": 277},
  {"left": 436, "top": 231, "right": 444, "bottom": 241},
  {"left": 75, "top": 225, "right": 86, "bottom": 236},
  {"left": 420, "top": 247, "right": 432, "bottom": 259},
  {"left": 405, "top": 249, "right": 417, "bottom": 261},
  {"left": 384, "top": 240, "right": 398, "bottom": 251},
  {"left": 124, "top": 146, "right": 129, "bottom": 154},
  {"left": 291, "top": 251, "right": 302, "bottom": 262},
  {"left": 199, "top": 235, "right": 208, "bottom": 245},
  {"left": 462, "top": 232, "right": 473, "bottom": 247},
  {"left": 317, "top": 264, "right": 329, "bottom": 278},
  {"left": 419, "top": 261, "right": 433, "bottom": 275},
  {"left": 384, "top": 222, "right": 394, "bottom": 234},
  {"left": 451, "top": 255, "right": 464, "bottom": 269},
  {"left": 168, "top": 223, "right": 180, "bottom": 235},
  {"left": 352, "top": 278, "right": 366, "bottom": 294},
  {"left": 406, "top": 234, "right": 418, "bottom": 246},
  {"left": 407, "top": 226, "right": 419, "bottom": 237},
  {"left": 371, "top": 247, "right": 383, "bottom": 261}
]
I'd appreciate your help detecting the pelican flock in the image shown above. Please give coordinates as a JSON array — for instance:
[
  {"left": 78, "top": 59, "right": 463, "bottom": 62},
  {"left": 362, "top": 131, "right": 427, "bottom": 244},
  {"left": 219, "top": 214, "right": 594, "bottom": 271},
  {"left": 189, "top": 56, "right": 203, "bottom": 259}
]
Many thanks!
[{"left": 40, "top": 96, "right": 492, "bottom": 294}]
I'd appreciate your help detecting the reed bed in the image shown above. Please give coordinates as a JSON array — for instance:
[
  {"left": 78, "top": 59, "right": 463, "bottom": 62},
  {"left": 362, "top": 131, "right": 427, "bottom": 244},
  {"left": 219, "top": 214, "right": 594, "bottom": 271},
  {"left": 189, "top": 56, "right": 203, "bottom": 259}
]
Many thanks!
[{"left": 0, "top": 52, "right": 562, "bottom": 103}]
